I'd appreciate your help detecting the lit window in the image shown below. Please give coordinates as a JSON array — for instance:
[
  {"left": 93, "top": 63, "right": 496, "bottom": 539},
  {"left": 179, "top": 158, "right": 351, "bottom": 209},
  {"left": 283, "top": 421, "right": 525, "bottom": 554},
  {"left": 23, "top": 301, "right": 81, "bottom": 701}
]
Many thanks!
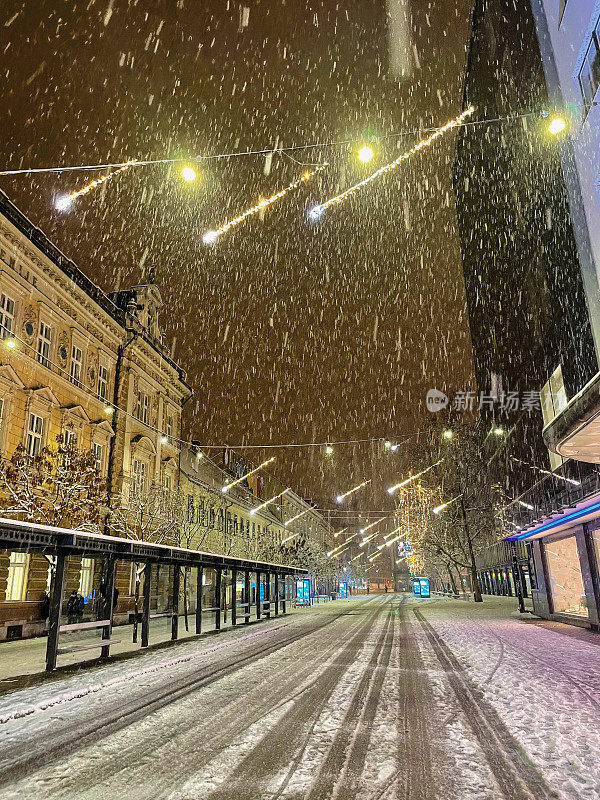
[
  {"left": 79, "top": 558, "right": 94, "bottom": 598},
  {"left": 70, "top": 345, "right": 83, "bottom": 386},
  {"left": 36, "top": 322, "right": 52, "bottom": 368},
  {"left": 0, "top": 293, "right": 15, "bottom": 340},
  {"left": 26, "top": 413, "right": 44, "bottom": 457},
  {"left": 97, "top": 364, "right": 109, "bottom": 401},
  {"left": 93, "top": 442, "right": 103, "bottom": 472},
  {"left": 131, "top": 458, "right": 147, "bottom": 497},
  {"left": 135, "top": 391, "right": 149, "bottom": 424},
  {"left": 6, "top": 552, "right": 30, "bottom": 601}
]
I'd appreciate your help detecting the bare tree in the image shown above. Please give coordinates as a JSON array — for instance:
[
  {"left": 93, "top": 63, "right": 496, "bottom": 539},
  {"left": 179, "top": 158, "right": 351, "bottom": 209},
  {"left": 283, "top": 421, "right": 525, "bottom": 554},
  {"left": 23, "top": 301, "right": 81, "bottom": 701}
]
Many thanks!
[
  {"left": 108, "top": 483, "right": 179, "bottom": 641},
  {"left": 0, "top": 437, "right": 104, "bottom": 531}
]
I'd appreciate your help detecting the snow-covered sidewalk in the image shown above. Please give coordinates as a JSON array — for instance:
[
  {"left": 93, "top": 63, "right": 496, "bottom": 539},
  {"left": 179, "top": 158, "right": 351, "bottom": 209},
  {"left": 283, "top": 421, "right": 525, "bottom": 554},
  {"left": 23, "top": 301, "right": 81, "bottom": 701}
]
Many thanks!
[{"left": 415, "top": 595, "right": 600, "bottom": 800}]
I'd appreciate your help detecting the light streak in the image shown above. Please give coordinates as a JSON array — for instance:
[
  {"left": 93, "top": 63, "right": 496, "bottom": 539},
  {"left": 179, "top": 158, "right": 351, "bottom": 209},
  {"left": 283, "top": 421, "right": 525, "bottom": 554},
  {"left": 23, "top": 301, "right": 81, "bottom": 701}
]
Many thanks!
[
  {"left": 56, "top": 160, "right": 137, "bottom": 209},
  {"left": 250, "top": 488, "right": 290, "bottom": 515},
  {"left": 360, "top": 517, "right": 387, "bottom": 535},
  {"left": 333, "top": 527, "right": 349, "bottom": 538},
  {"left": 221, "top": 456, "right": 275, "bottom": 493},
  {"left": 284, "top": 508, "right": 312, "bottom": 526},
  {"left": 203, "top": 163, "right": 328, "bottom": 243},
  {"left": 433, "top": 495, "right": 462, "bottom": 515},
  {"left": 335, "top": 479, "right": 371, "bottom": 503},
  {"left": 387, "top": 460, "right": 443, "bottom": 494},
  {"left": 315, "top": 106, "right": 475, "bottom": 215}
]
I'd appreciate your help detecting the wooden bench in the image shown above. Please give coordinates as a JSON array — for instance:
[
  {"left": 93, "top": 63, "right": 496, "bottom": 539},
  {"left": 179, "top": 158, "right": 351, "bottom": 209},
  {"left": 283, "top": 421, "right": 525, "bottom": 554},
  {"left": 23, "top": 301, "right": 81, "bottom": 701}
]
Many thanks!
[{"left": 56, "top": 639, "right": 120, "bottom": 655}]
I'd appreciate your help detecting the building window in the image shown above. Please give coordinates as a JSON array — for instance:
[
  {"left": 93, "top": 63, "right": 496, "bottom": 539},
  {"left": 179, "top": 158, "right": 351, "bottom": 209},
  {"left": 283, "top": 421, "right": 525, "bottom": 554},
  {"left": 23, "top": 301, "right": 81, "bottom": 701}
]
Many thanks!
[
  {"left": 541, "top": 365, "right": 568, "bottom": 471},
  {"left": 578, "top": 24, "right": 600, "bottom": 111},
  {"left": 63, "top": 428, "right": 77, "bottom": 449},
  {"left": 26, "top": 412, "right": 45, "bottom": 457},
  {"left": 93, "top": 442, "right": 103, "bottom": 472},
  {"left": 36, "top": 322, "right": 52, "bottom": 368},
  {"left": 70, "top": 345, "right": 83, "bottom": 386},
  {"left": 163, "top": 472, "right": 172, "bottom": 494},
  {"left": 131, "top": 458, "right": 147, "bottom": 497},
  {"left": 79, "top": 558, "right": 94, "bottom": 598},
  {"left": 0, "top": 293, "right": 15, "bottom": 340},
  {"left": 544, "top": 535, "right": 589, "bottom": 617},
  {"left": 6, "top": 552, "right": 30, "bottom": 601},
  {"left": 98, "top": 364, "right": 109, "bottom": 401},
  {"left": 135, "top": 391, "right": 149, "bottom": 424}
]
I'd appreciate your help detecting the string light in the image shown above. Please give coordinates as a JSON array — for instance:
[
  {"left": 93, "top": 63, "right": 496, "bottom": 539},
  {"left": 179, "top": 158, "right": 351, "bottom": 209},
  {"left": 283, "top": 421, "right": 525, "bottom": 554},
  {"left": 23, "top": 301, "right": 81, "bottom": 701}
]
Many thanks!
[
  {"left": 284, "top": 508, "right": 312, "bottom": 526},
  {"left": 250, "top": 488, "right": 290, "bottom": 515},
  {"left": 312, "top": 106, "right": 475, "bottom": 217},
  {"left": 333, "top": 527, "right": 349, "bottom": 539},
  {"left": 203, "top": 164, "right": 328, "bottom": 243},
  {"left": 351, "top": 551, "right": 364, "bottom": 561},
  {"left": 335, "top": 479, "right": 371, "bottom": 503},
  {"left": 221, "top": 456, "right": 276, "bottom": 493},
  {"left": 387, "top": 460, "right": 443, "bottom": 494},
  {"left": 281, "top": 532, "right": 299, "bottom": 545},
  {"left": 56, "top": 160, "right": 137, "bottom": 209}
]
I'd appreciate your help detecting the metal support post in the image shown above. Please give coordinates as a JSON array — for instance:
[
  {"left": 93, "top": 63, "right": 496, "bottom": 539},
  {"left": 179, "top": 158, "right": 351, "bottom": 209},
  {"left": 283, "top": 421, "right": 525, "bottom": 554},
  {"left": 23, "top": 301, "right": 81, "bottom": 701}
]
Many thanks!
[
  {"left": 141, "top": 561, "right": 152, "bottom": 647},
  {"left": 245, "top": 570, "right": 251, "bottom": 623},
  {"left": 256, "top": 571, "right": 261, "bottom": 619},
  {"left": 46, "top": 550, "right": 67, "bottom": 671},
  {"left": 511, "top": 542, "right": 526, "bottom": 614},
  {"left": 274, "top": 573, "right": 279, "bottom": 616},
  {"left": 231, "top": 568, "right": 237, "bottom": 626},
  {"left": 172, "top": 565, "right": 180, "bottom": 640},
  {"left": 101, "top": 556, "right": 117, "bottom": 659},
  {"left": 265, "top": 571, "right": 271, "bottom": 618},
  {"left": 196, "top": 565, "right": 203, "bottom": 634},
  {"left": 281, "top": 574, "right": 287, "bottom": 614},
  {"left": 215, "top": 567, "right": 222, "bottom": 630}
]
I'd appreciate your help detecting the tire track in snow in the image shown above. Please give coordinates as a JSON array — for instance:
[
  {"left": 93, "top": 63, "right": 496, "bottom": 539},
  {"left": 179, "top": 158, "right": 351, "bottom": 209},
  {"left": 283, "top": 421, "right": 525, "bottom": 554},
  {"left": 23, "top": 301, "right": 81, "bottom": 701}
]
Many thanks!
[
  {"left": 414, "top": 609, "right": 558, "bottom": 800},
  {"left": 0, "top": 599, "right": 376, "bottom": 791}
]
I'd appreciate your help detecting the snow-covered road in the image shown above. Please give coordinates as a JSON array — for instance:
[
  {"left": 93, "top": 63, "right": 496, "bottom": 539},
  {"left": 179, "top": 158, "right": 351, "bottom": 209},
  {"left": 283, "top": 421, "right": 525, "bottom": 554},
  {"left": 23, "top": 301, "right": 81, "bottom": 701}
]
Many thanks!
[{"left": 0, "top": 595, "right": 597, "bottom": 799}]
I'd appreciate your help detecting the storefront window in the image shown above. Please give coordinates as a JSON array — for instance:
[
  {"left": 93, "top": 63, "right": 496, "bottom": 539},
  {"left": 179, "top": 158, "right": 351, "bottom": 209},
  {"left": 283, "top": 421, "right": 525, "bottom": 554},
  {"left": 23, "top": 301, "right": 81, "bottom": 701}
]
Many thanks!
[{"left": 545, "top": 535, "right": 589, "bottom": 617}]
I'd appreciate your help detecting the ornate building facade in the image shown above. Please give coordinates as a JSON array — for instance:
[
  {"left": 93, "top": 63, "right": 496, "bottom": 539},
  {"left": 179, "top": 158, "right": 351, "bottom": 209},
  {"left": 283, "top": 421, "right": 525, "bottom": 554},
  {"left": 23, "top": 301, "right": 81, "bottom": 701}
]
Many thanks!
[{"left": 0, "top": 190, "right": 192, "bottom": 639}]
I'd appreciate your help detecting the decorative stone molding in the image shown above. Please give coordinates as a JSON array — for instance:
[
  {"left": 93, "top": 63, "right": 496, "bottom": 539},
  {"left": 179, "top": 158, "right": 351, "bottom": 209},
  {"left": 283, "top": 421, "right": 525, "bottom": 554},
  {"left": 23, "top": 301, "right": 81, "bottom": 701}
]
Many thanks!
[
  {"left": 21, "top": 305, "right": 38, "bottom": 344},
  {"left": 57, "top": 330, "right": 70, "bottom": 367}
]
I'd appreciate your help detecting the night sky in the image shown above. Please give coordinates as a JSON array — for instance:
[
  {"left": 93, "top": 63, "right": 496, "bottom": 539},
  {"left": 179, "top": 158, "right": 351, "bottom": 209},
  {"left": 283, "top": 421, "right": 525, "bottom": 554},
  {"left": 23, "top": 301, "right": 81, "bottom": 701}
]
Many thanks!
[{"left": 0, "top": 0, "right": 475, "bottom": 513}]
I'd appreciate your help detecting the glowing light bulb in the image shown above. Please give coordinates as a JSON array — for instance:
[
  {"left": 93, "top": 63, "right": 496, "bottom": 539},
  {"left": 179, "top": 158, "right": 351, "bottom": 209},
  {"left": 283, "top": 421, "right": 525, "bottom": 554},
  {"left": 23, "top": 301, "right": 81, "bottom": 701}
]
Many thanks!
[
  {"left": 548, "top": 117, "right": 566, "bottom": 134},
  {"left": 494, "top": 427, "right": 504, "bottom": 436},
  {"left": 181, "top": 166, "right": 197, "bottom": 182},
  {"left": 5, "top": 339, "right": 16, "bottom": 349},
  {"left": 443, "top": 430, "right": 453, "bottom": 439},
  {"left": 358, "top": 145, "right": 374, "bottom": 163},
  {"left": 203, "top": 230, "right": 218, "bottom": 245},
  {"left": 160, "top": 436, "right": 168, "bottom": 444},
  {"left": 104, "top": 406, "right": 114, "bottom": 415},
  {"left": 310, "top": 205, "right": 324, "bottom": 220},
  {"left": 325, "top": 445, "right": 333, "bottom": 454},
  {"left": 336, "top": 495, "right": 344, "bottom": 503},
  {"left": 56, "top": 195, "right": 72, "bottom": 211}
]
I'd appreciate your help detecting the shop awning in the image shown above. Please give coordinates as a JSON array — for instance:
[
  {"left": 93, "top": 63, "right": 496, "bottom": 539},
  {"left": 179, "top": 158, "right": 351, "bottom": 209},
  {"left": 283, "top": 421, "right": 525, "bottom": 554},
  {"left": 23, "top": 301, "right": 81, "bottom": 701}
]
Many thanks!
[
  {"left": 505, "top": 490, "right": 600, "bottom": 542},
  {"left": 543, "top": 371, "right": 600, "bottom": 463}
]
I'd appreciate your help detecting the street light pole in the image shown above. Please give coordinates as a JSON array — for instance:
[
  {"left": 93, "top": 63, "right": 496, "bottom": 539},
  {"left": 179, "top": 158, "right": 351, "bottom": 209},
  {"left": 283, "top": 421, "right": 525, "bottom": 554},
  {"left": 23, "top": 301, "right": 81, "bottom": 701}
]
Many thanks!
[{"left": 510, "top": 541, "right": 526, "bottom": 614}]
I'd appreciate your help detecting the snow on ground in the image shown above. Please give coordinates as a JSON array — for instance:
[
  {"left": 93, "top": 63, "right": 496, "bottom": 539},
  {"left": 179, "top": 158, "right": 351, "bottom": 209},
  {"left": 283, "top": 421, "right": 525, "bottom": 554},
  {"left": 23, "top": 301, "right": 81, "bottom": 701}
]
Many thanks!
[{"left": 416, "top": 596, "right": 600, "bottom": 800}]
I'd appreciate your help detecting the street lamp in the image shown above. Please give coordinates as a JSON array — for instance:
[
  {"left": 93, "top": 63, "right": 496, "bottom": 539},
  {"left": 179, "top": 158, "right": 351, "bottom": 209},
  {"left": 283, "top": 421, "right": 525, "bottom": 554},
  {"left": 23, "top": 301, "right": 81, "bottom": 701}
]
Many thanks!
[
  {"left": 548, "top": 117, "right": 566, "bottom": 134},
  {"left": 358, "top": 145, "right": 374, "bottom": 163},
  {"left": 181, "top": 166, "right": 197, "bottom": 181}
]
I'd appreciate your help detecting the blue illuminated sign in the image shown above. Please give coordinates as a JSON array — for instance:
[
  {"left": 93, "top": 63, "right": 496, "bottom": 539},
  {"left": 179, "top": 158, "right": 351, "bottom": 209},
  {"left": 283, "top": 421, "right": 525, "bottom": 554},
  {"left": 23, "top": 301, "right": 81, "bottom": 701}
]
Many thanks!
[
  {"left": 413, "top": 579, "right": 421, "bottom": 595},
  {"left": 296, "top": 579, "right": 310, "bottom": 605},
  {"left": 419, "top": 578, "right": 430, "bottom": 598},
  {"left": 339, "top": 581, "right": 348, "bottom": 598}
]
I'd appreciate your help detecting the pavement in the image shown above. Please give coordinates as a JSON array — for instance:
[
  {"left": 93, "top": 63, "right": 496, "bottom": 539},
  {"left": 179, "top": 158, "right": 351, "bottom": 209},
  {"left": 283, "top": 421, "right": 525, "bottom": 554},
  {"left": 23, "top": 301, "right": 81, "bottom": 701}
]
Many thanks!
[{"left": 0, "top": 593, "right": 598, "bottom": 800}]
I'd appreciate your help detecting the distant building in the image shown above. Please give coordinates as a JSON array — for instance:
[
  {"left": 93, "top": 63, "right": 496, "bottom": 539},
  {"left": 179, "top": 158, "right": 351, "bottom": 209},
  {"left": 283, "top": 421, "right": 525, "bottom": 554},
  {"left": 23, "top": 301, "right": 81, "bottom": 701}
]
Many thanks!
[{"left": 454, "top": 0, "right": 600, "bottom": 628}]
